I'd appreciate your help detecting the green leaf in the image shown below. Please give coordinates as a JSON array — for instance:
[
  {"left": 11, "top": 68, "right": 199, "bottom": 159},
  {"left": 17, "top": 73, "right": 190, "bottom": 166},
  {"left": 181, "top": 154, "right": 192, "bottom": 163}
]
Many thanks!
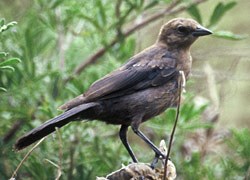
[
  {"left": 0, "top": 87, "right": 7, "bottom": 92},
  {"left": 224, "top": 1, "right": 237, "bottom": 12},
  {"left": 49, "top": 0, "right": 64, "bottom": 9},
  {"left": 79, "top": 14, "right": 101, "bottom": 30},
  {"left": 209, "top": 2, "right": 224, "bottom": 26},
  {"left": 0, "top": 65, "right": 15, "bottom": 71},
  {"left": 7, "top": 21, "right": 17, "bottom": 26},
  {"left": 0, "top": 19, "right": 5, "bottom": 26},
  {"left": 96, "top": 0, "right": 107, "bottom": 26},
  {"left": 213, "top": 31, "right": 248, "bottom": 40},
  {"left": 144, "top": 0, "right": 159, "bottom": 10},
  {"left": 0, "top": 58, "right": 21, "bottom": 66},
  {"left": 0, "top": 20, "right": 17, "bottom": 32},
  {"left": 209, "top": 1, "right": 236, "bottom": 27},
  {"left": 187, "top": 5, "right": 202, "bottom": 24},
  {"left": 0, "top": 52, "right": 8, "bottom": 58},
  {"left": 229, "top": 129, "right": 250, "bottom": 159}
]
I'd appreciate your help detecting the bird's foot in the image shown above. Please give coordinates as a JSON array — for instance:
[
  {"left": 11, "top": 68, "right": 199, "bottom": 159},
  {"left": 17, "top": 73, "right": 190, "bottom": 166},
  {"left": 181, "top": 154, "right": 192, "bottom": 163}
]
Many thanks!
[
  {"left": 150, "top": 140, "right": 170, "bottom": 169},
  {"left": 150, "top": 152, "right": 170, "bottom": 169}
]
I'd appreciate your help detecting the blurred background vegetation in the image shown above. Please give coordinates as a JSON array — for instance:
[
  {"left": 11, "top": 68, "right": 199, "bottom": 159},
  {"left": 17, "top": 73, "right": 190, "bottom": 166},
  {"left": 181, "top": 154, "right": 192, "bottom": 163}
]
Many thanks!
[{"left": 0, "top": 0, "right": 249, "bottom": 179}]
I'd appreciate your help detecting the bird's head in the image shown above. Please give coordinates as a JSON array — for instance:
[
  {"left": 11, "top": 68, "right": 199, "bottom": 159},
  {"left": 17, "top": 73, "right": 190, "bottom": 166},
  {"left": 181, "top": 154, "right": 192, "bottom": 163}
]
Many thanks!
[{"left": 157, "top": 18, "right": 212, "bottom": 49}]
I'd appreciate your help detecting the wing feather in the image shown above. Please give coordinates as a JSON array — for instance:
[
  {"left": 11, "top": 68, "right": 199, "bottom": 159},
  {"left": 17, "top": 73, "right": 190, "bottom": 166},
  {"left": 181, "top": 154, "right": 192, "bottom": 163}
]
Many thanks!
[
  {"left": 84, "top": 65, "right": 177, "bottom": 101},
  {"left": 84, "top": 67, "right": 152, "bottom": 101},
  {"left": 60, "top": 47, "right": 178, "bottom": 110}
]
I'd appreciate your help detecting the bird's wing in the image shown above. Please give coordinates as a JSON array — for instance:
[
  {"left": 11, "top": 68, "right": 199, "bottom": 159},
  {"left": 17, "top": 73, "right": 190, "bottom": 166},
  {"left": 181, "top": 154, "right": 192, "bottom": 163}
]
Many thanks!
[
  {"left": 59, "top": 49, "right": 178, "bottom": 110},
  {"left": 83, "top": 57, "right": 177, "bottom": 102}
]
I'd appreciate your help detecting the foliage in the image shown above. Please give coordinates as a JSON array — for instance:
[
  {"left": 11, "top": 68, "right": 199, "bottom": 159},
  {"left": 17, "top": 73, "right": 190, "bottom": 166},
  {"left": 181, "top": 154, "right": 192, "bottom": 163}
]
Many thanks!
[
  {"left": 222, "top": 129, "right": 250, "bottom": 179},
  {"left": 0, "top": 19, "right": 21, "bottom": 91},
  {"left": 0, "top": 0, "right": 248, "bottom": 180},
  {"left": 187, "top": 1, "right": 247, "bottom": 40}
]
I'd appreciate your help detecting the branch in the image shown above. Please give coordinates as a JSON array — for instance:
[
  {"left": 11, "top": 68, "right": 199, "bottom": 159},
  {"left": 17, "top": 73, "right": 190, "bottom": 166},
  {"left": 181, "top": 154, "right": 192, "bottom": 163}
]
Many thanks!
[
  {"left": 70, "top": 0, "right": 208, "bottom": 79},
  {"left": 97, "top": 140, "right": 176, "bottom": 180},
  {"left": 3, "top": 120, "right": 23, "bottom": 143}
]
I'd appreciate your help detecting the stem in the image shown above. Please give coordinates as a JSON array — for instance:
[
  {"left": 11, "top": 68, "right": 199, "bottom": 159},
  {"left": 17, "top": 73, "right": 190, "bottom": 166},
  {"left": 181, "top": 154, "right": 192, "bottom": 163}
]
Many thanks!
[
  {"left": 163, "top": 71, "right": 183, "bottom": 180},
  {"left": 11, "top": 138, "right": 45, "bottom": 179}
]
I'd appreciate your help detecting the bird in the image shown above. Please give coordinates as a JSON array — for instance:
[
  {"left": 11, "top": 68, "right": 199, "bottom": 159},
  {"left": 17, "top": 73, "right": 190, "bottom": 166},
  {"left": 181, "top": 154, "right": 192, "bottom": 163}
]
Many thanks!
[{"left": 14, "top": 18, "right": 212, "bottom": 165}]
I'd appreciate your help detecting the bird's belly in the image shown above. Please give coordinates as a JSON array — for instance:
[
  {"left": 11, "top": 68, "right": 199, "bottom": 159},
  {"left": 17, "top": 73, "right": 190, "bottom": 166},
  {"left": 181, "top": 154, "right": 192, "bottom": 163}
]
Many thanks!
[{"left": 96, "top": 81, "right": 178, "bottom": 125}]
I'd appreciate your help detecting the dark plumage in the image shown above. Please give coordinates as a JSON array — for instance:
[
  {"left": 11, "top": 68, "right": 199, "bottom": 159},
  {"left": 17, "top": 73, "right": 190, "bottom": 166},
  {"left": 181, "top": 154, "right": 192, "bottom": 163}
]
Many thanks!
[{"left": 15, "top": 18, "right": 212, "bottom": 164}]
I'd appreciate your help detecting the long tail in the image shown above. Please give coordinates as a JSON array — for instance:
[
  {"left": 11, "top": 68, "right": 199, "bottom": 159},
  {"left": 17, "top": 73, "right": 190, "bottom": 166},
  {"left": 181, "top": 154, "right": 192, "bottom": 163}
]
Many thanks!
[{"left": 14, "top": 102, "right": 98, "bottom": 151}]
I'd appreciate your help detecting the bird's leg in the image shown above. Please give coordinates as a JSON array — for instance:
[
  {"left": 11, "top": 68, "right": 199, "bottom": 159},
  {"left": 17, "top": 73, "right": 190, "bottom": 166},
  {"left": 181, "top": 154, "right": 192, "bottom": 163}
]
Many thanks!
[
  {"left": 151, "top": 156, "right": 159, "bottom": 169},
  {"left": 131, "top": 123, "right": 165, "bottom": 164},
  {"left": 119, "top": 125, "right": 138, "bottom": 163}
]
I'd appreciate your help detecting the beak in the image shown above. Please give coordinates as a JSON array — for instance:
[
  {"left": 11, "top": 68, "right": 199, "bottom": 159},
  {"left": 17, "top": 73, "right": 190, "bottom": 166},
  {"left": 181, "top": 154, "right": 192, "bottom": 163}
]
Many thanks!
[{"left": 192, "top": 26, "right": 212, "bottom": 36}]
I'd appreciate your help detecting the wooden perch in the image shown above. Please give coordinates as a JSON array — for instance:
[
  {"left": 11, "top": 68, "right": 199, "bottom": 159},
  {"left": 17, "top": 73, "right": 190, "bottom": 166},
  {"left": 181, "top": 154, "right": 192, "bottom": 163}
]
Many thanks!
[
  {"left": 97, "top": 161, "right": 176, "bottom": 180},
  {"left": 97, "top": 140, "right": 176, "bottom": 180}
]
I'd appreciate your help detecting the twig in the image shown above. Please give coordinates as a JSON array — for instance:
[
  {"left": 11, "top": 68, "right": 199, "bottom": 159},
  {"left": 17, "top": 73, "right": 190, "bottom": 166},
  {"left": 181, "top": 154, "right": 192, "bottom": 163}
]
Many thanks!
[
  {"left": 44, "top": 159, "right": 60, "bottom": 168},
  {"left": 44, "top": 159, "right": 62, "bottom": 180},
  {"left": 68, "top": 0, "right": 208, "bottom": 80},
  {"left": 55, "top": 127, "right": 63, "bottom": 180},
  {"left": 115, "top": 0, "right": 123, "bottom": 37},
  {"left": 10, "top": 138, "right": 45, "bottom": 179},
  {"left": 3, "top": 120, "right": 23, "bottom": 143},
  {"left": 163, "top": 71, "right": 184, "bottom": 180},
  {"left": 67, "top": 141, "right": 76, "bottom": 180},
  {"left": 41, "top": 129, "right": 63, "bottom": 180}
]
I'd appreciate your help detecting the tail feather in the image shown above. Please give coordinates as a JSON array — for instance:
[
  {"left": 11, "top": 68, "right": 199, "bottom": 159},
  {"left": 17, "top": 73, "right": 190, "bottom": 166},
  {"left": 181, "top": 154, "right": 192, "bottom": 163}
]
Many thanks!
[{"left": 14, "top": 102, "right": 98, "bottom": 151}]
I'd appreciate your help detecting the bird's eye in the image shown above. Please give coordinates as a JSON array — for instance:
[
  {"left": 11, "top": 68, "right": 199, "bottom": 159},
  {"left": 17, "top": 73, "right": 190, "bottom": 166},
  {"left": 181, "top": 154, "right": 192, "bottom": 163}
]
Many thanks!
[{"left": 177, "top": 26, "right": 189, "bottom": 35}]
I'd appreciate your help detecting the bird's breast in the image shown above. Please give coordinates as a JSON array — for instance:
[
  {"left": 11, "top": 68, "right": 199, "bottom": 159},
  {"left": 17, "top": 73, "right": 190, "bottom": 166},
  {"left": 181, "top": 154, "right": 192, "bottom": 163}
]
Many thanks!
[{"left": 176, "top": 52, "right": 192, "bottom": 79}]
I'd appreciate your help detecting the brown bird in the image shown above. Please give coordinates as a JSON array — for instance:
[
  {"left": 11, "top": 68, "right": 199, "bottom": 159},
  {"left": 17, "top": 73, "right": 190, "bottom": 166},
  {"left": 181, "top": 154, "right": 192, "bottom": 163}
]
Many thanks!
[{"left": 14, "top": 18, "right": 212, "bottom": 164}]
